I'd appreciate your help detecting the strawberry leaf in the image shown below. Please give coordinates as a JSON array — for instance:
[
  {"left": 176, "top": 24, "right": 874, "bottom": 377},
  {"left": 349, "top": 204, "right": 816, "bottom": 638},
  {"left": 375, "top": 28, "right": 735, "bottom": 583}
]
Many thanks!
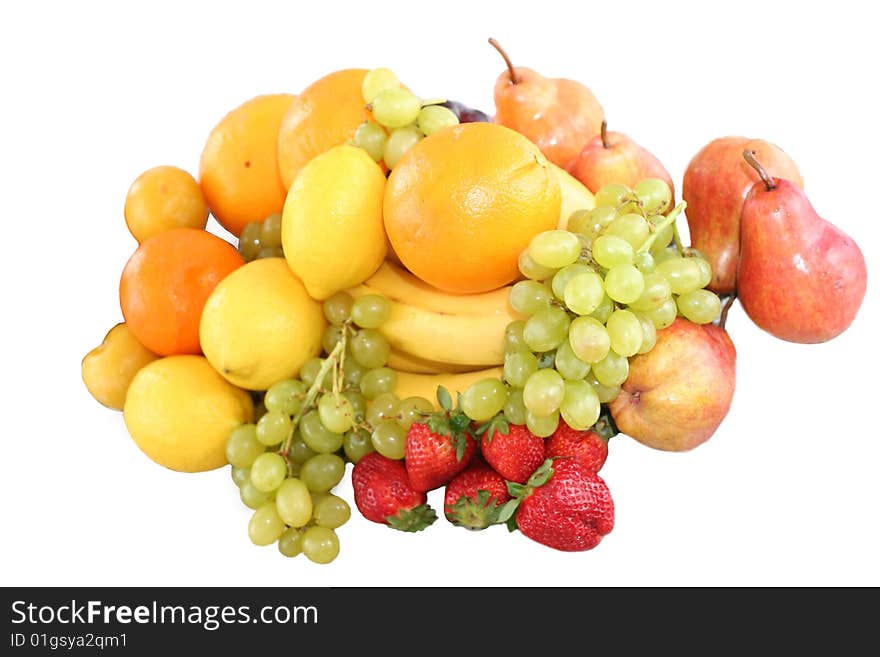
[
  {"left": 386, "top": 504, "right": 438, "bottom": 532},
  {"left": 593, "top": 405, "right": 619, "bottom": 442},
  {"left": 506, "top": 513, "right": 519, "bottom": 533},
  {"left": 507, "top": 481, "right": 528, "bottom": 498},
  {"left": 475, "top": 414, "right": 509, "bottom": 439},
  {"left": 496, "top": 498, "right": 520, "bottom": 524},
  {"left": 526, "top": 459, "right": 555, "bottom": 488},
  {"left": 452, "top": 432, "right": 468, "bottom": 462},
  {"left": 436, "top": 386, "right": 453, "bottom": 412}
]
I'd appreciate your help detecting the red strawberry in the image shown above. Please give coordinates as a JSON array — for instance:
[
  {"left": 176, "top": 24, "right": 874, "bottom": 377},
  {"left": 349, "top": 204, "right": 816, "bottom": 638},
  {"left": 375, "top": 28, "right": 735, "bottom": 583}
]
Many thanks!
[
  {"left": 444, "top": 463, "right": 512, "bottom": 530},
  {"left": 479, "top": 417, "right": 545, "bottom": 484},
  {"left": 499, "top": 458, "right": 614, "bottom": 551},
  {"left": 545, "top": 423, "right": 610, "bottom": 474},
  {"left": 405, "top": 388, "right": 476, "bottom": 492},
  {"left": 351, "top": 452, "right": 437, "bottom": 532}
]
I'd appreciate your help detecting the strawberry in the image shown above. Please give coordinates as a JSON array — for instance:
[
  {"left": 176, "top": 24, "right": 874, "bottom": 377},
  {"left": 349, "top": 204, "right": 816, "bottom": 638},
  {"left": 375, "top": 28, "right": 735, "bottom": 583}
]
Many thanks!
[
  {"left": 444, "top": 462, "right": 512, "bottom": 530},
  {"left": 478, "top": 416, "right": 545, "bottom": 484},
  {"left": 544, "top": 423, "right": 610, "bottom": 474},
  {"left": 405, "top": 387, "right": 476, "bottom": 492},
  {"left": 351, "top": 452, "right": 437, "bottom": 532},
  {"left": 498, "top": 458, "right": 614, "bottom": 551}
]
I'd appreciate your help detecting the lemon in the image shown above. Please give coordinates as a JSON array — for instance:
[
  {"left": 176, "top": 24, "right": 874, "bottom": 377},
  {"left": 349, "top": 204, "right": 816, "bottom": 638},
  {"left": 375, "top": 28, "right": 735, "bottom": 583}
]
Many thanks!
[
  {"left": 550, "top": 162, "right": 596, "bottom": 230},
  {"left": 123, "top": 355, "right": 254, "bottom": 472},
  {"left": 199, "top": 258, "right": 325, "bottom": 390},
  {"left": 282, "top": 144, "right": 386, "bottom": 300}
]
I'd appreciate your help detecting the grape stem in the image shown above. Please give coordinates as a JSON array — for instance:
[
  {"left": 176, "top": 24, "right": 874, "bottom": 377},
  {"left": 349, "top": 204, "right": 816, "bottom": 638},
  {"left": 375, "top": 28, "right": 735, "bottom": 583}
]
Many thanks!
[
  {"left": 672, "top": 222, "right": 685, "bottom": 252},
  {"left": 742, "top": 150, "right": 776, "bottom": 191},
  {"left": 637, "top": 202, "right": 687, "bottom": 253},
  {"left": 488, "top": 38, "right": 519, "bottom": 84}
]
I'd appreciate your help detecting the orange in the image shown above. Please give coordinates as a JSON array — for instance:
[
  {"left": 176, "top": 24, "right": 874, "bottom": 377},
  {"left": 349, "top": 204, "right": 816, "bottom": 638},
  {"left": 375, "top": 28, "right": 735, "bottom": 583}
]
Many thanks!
[
  {"left": 277, "top": 69, "right": 368, "bottom": 190},
  {"left": 124, "top": 165, "right": 208, "bottom": 242},
  {"left": 199, "top": 94, "right": 295, "bottom": 237},
  {"left": 119, "top": 228, "right": 245, "bottom": 356},
  {"left": 383, "top": 122, "right": 561, "bottom": 294}
]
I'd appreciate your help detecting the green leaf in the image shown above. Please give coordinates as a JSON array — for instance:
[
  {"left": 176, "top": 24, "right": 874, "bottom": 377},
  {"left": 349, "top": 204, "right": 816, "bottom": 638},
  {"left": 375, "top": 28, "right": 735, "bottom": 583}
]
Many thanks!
[
  {"left": 386, "top": 504, "right": 438, "bottom": 532},
  {"left": 476, "top": 414, "right": 509, "bottom": 440},
  {"left": 496, "top": 498, "right": 520, "bottom": 524},
  {"left": 453, "top": 432, "right": 468, "bottom": 462},
  {"left": 506, "top": 513, "right": 519, "bottom": 533},
  {"left": 527, "top": 459, "right": 555, "bottom": 488},
  {"left": 436, "top": 386, "right": 453, "bottom": 411},
  {"left": 506, "top": 481, "right": 527, "bottom": 497}
]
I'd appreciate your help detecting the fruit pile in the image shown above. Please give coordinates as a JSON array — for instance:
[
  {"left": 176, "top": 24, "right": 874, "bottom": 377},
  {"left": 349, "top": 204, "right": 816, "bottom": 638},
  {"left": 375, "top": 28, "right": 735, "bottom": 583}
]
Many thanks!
[{"left": 82, "top": 39, "right": 867, "bottom": 564}]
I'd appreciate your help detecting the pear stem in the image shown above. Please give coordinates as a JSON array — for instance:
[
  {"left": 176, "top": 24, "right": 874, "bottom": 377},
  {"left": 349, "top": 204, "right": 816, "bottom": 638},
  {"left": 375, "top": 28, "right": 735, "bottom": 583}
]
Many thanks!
[
  {"left": 488, "top": 38, "right": 519, "bottom": 84},
  {"left": 719, "top": 292, "right": 737, "bottom": 330},
  {"left": 743, "top": 149, "right": 776, "bottom": 191},
  {"left": 601, "top": 120, "right": 609, "bottom": 148}
]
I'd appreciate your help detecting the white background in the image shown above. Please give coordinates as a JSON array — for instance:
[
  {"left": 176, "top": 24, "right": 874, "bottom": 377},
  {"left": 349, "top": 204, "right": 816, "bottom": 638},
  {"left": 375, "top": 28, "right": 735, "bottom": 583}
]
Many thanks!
[{"left": 2, "top": 0, "right": 878, "bottom": 587}]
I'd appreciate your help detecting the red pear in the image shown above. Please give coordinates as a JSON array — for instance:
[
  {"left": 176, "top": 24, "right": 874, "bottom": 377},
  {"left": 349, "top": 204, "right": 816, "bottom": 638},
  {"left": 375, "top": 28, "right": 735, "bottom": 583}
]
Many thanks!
[
  {"left": 737, "top": 151, "right": 867, "bottom": 343},
  {"left": 609, "top": 318, "right": 736, "bottom": 452},
  {"left": 682, "top": 137, "right": 803, "bottom": 294},
  {"left": 567, "top": 120, "right": 674, "bottom": 196},
  {"left": 490, "top": 38, "right": 604, "bottom": 169}
]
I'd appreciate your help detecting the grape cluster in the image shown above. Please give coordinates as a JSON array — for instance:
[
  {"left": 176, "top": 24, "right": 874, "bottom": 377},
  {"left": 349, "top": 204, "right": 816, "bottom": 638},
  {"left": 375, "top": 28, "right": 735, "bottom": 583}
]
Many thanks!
[
  {"left": 456, "top": 179, "right": 722, "bottom": 438},
  {"left": 225, "top": 290, "right": 434, "bottom": 563},
  {"left": 351, "top": 68, "right": 461, "bottom": 169},
  {"left": 237, "top": 212, "right": 284, "bottom": 261}
]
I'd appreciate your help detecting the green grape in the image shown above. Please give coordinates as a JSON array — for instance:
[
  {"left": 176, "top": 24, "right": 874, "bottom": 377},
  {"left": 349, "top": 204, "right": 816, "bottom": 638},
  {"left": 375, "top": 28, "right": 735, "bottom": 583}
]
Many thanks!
[
  {"left": 677, "top": 289, "right": 722, "bottom": 324},
  {"left": 580, "top": 206, "right": 618, "bottom": 244},
  {"left": 461, "top": 377, "right": 508, "bottom": 422},
  {"left": 523, "top": 307, "right": 571, "bottom": 352},
  {"left": 568, "top": 316, "right": 611, "bottom": 363},
  {"left": 370, "top": 420, "right": 407, "bottom": 460},
  {"left": 503, "top": 388, "right": 527, "bottom": 425},
  {"left": 343, "top": 429, "right": 374, "bottom": 464},
  {"left": 240, "top": 480, "right": 273, "bottom": 510},
  {"left": 528, "top": 230, "right": 581, "bottom": 269},
  {"left": 417, "top": 105, "right": 459, "bottom": 136},
  {"left": 649, "top": 222, "right": 675, "bottom": 254},
  {"left": 256, "top": 246, "right": 284, "bottom": 259},
  {"left": 560, "top": 379, "right": 601, "bottom": 431},
  {"left": 605, "top": 309, "right": 643, "bottom": 357},
  {"left": 238, "top": 221, "right": 262, "bottom": 261},
  {"left": 259, "top": 213, "right": 283, "bottom": 248},
  {"left": 518, "top": 249, "right": 558, "bottom": 280},
  {"left": 563, "top": 271, "right": 605, "bottom": 315},
  {"left": 525, "top": 409, "right": 559, "bottom": 438},
  {"left": 510, "top": 280, "right": 553, "bottom": 315},
  {"left": 322, "top": 325, "right": 344, "bottom": 354},
  {"left": 256, "top": 411, "right": 292, "bottom": 447},
  {"left": 278, "top": 527, "right": 304, "bottom": 558},
  {"left": 629, "top": 271, "right": 672, "bottom": 311},
  {"left": 371, "top": 88, "right": 421, "bottom": 128},
  {"left": 653, "top": 246, "right": 680, "bottom": 264},
  {"left": 362, "top": 67, "right": 400, "bottom": 103},
  {"left": 657, "top": 258, "right": 704, "bottom": 295},
  {"left": 318, "top": 394, "right": 355, "bottom": 434},
  {"left": 289, "top": 434, "right": 317, "bottom": 465},
  {"left": 691, "top": 257, "right": 713, "bottom": 289},
  {"left": 633, "top": 251, "right": 656, "bottom": 274},
  {"left": 264, "top": 379, "right": 306, "bottom": 415},
  {"left": 592, "top": 351, "right": 630, "bottom": 387},
  {"left": 551, "top": 263, "right": 592, "bottom": 300},
  {"left": 645, "top": 298, "right": 678, "bottom": 329},
  {"left": 565, "top": 209, "right": 592, "bottom": 235},
  {"left": 344, "top": 390, "right": 366, "bottom": 421},
  {"left": 586, "top": 372, "right": 620, "bottom": 403},
  {"left": 592, "top": 235, "right": 634, "bottom": 269},
  {"left": 590, "top": 294, "right": 614, "bottom": 324},
  {"left": 300, "top": 410, "right": 344, "bottom": 454},
  {"left": 353, "top": 121, "right": 388, "bottom": 162},
  {"left": 383, "top": 126, "right": 421, "bottom": 168},
  {"left": 504, "top": 349, "right": 539, "bottom": 388},
  {"left": 504, "top": 320, "right": 528, "bottom": 353},
  {"left": 312, "top": 493, "right": 351, "bottom": 529},
  {"left": 604, "top": 264, "right": 645, "bottom": 304},
  {"left": 300, "top": 454, "right": 346, "bottom": 493},
  {"left": 605, "top": 213, "right": 650, "bottom": 249},
  {"left": 250, "top": 452, "right": 288, "bottom": 493},
  {"left": 343, "top": 356, "right": 367, "bottom": 387},
  {"left": 554, "top": 340, "right": 590, "bottom": 380},
  {"left": 397, "top": 396, "right": 433, "bottom": 430},
  {"left": 366, "top": 392, "right": 400, "bottom": 425},
  {"left": 359, "top": 367, "right": 397, "bottom": 400},
  {"left": 636, "top": 312, "right": 658, "bottom": 354},
  {"left": 231, "top": 466, "right": 250, "bottom": 488},
  {"left": 523, "top": 368, "right": 565, "bottom": 417},
  {"left": 226, "top": 424, "right": 263, "bottom": 468},
  {"left": 275, "top": 478, "right": 313, "bottom": 528},
  {"left": 248, "top": 502, "right": 285, "bottom": 546},
  {"left": 634, "top": 178, "right": 672, "bottom": 215},
  {"left": 302, "top": 526, "right": 340, "bottom": 564},
  {"left": 351, "top": 294, "right": 391, "bottom": 329},
  {"left": 351, "top": 329, "right": 391, "bottom": 369},
  {"left": 594, "top": 183, "right": 633, "bottom": 209},
  {"left": 323, "top": 292, "right": 354, "bottom": 326},
  {"left": 300, "top": 357, "right": 331, "bottom": 389}
]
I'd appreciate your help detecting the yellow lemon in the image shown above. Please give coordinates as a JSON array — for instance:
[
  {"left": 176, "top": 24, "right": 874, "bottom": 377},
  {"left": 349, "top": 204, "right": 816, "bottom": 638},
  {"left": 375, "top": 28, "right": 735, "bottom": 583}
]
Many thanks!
[
  {"left": 282, "top": 144, "right": 386, "bottom": 300},
  {"left": 199, "top": 258, "right": 325, "bottom": 390},
  {"left": 123, "top": 355, "right": 254, "bottom": 472},
  {"left": 82, "top": 322, "right": 158, "bottom": 410}
]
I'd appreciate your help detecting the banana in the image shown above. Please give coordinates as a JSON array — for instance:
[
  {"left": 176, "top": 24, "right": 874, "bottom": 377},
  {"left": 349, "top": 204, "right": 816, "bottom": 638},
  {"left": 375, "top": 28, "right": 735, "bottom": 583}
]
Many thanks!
[
  {"left": 550, "top": 161, "right": 596, "bottom": 230},
  {"left": 393, "top": 367, "right": 504, "bottom": 409},
  {"left": 386, "top": 349, "right": 494, "bottom": 375}
]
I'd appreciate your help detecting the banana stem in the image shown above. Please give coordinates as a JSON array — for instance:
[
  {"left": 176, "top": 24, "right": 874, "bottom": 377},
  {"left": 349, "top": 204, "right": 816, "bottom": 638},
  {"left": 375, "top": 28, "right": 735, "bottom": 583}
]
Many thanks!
[{"left": 637, "top": 202, "right": 686, "bottom": 253}]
